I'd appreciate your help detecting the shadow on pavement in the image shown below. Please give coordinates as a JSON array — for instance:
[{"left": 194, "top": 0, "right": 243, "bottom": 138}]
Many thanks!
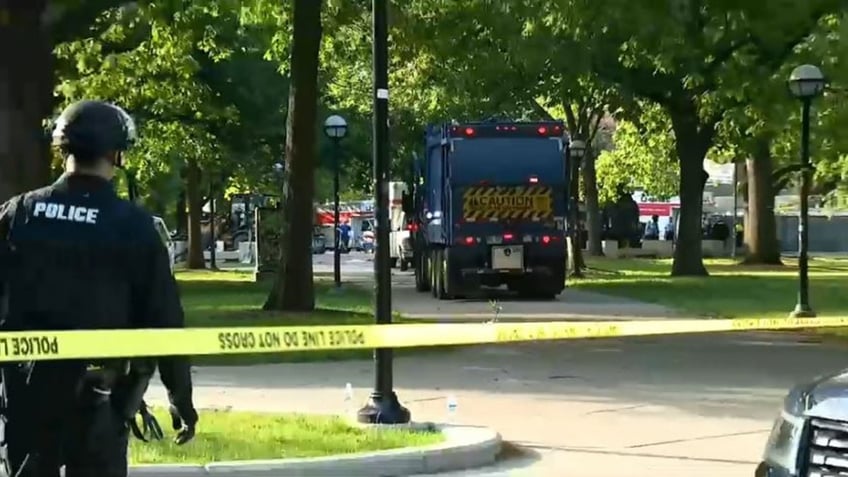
[
  {"left": 187, "top": 331, "right": 847, "bottom": 422},
  {"left": 518, "top": 442, "right": 760, "bottom": 466}
]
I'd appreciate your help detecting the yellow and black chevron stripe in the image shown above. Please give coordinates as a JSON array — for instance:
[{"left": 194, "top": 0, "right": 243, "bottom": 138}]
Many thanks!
[{"left": 463, "top": 186, "right": 554, "bottom": 222}]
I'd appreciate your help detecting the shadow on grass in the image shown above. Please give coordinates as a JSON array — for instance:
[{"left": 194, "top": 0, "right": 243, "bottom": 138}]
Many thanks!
[
  {"left": 571, "top": 257, "right": 848, "bottom": 320},
  {"left": 178, "top": 272, "right": 372, "bottom": 322}
]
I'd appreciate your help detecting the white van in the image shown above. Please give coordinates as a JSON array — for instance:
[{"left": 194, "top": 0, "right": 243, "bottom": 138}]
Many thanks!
[{"left": 152, "top": 216, "right": 176, "bottom": 273}]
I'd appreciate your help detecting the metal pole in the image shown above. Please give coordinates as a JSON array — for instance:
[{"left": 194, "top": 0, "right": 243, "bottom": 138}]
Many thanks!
[
  {"left": 731, "top": 161, "right": 737, "bottom": 258},
  {"left": 792, "top": 99, "right": 815, "bottom": 317},
  {"left": 209, "top": 184, "right": 217, "bottom": 270},
  {"left": 333, "top": 140, "right": 342, "bottom": 288},
  {"left": 358, "top": 0, "right": 410, "bottom": 424}
]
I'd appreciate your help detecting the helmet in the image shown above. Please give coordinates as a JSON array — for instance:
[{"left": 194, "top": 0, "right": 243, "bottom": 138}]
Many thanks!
[{"left": 51, "top": 100, "right": 137, "bottom": 158}]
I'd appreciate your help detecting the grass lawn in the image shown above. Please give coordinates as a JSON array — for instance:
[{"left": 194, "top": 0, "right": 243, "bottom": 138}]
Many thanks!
[
  {"left": 571, "top": 257, "right": 848, "bottom": 323},
  {"left": 177, "top": 269, "right": 376, "bottom": 365},
  {"left": 129, "top": 409, "right": 443, "bottom": 465}
]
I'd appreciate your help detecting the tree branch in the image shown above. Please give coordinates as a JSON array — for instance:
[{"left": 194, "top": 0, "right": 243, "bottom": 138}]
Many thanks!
[
  {"left": 48, "top": 0, "right": 134, "bottom": 44},
  {"left": 773, "top": 163, "right": 805, "bottom": 191},
  {"left": 530, "top": 98, "right": 555, "bottom": 121},
  {"left": 591, "top": 56, "right": 679, "bottom": 106},
  {"left": 587, "top": 109, "right": 604, "bottom": 144},
  {"left": 563, "top": 103, "right": 578, "bottom": 134},
  {"left": 750, "top": 2, "right": 840, "bottom": 72},
  {"left": 701, "top": 34, "right": 753, "bottom": 82}
]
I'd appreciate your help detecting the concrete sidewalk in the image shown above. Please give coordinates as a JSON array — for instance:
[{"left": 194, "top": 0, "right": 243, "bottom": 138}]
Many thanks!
[{"left": 146, "top": 331, "right": 838, "bottom": 476}]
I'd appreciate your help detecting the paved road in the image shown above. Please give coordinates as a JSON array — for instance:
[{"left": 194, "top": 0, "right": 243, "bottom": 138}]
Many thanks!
[
  {"left": 389, "top": 273, "right": 680, "bottom": 321},
  {"left": 314, "top": 251, "right": 679, "bottom": 321},
  {"left": 312, "top": 250, "right": 376, "bottom": 275},
  {"left": 146, "top": 331, "right": 840, "bottom": 477},
  {"left": 156, "top": 253, "right": 843, "bottom": 476}
]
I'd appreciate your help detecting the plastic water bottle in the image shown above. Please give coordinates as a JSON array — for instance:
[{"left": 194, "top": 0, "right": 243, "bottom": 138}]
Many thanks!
[
  {"left": 344, "top": 382, "right": 354, "bottom": 417},
  {"left": 446, "top": 395, "right": 458, "bottom": 424}
]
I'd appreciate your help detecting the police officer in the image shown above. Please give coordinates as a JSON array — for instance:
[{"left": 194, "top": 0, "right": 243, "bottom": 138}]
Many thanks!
[{"left": 0, "top": 100, "right": 197, "bottom": 477}]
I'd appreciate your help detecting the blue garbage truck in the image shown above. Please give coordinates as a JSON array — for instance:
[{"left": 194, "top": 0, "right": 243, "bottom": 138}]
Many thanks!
[{"left": 404, "top": 120, "right": 571, "bottom": 300}]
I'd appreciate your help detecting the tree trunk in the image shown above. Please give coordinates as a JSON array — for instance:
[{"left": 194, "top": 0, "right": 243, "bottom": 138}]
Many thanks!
[
  {"left": 742, "top": 136, "right": 782, "bottom": 265},
  {"left": 0, "top": 2, "right": 54, "bottom": 203},
  {"left": 263, "top": 0, "right": 323, "bottom": 311},
  {"left": 185, "top": 158, "right": 205, "bottom": 269},
  {"left": 668, "top": 102, "right": 711, "bottom": 277},
  {"left": 176, "top": 188, "right": 188, "bottom": 235},
  {"left": 583, "top": 148, "right": 603, "bottom": 256}
]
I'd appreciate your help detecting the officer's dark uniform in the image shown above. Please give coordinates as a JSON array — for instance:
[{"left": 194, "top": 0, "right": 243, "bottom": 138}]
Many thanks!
[{"left": 0, "top": 101, "right": 197, "bottom": 477}]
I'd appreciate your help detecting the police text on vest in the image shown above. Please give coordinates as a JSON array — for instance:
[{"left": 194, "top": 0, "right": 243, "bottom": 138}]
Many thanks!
[{"left": 33, "top": 202, "right": 99, "bottom": 224}]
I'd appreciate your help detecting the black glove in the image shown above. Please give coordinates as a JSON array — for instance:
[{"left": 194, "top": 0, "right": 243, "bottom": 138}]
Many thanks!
[
  {"left": 140, "top": 403, "right": 164, "bottom": 441},
  {"left": 169, "top": 404, "right": 198, "bottom": 445}
]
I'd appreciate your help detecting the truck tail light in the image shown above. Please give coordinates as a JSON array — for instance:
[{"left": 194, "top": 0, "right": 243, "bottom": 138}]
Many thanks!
[
  {"left": 541, "top": 235, "right": 551, "bottom": 245},
  {"left": 464, "top": 236, "right": 475, "bottom": 245},
  {"left": 503, "top": 233, "right": 514, "bottom": 241},
  {"left": 407, "top": 222, "right": 418, "bottom": 232}
]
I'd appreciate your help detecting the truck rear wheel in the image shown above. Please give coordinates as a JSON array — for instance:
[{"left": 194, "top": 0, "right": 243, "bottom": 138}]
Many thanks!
[
  {"left": 430, "top": 250, "right": 439, "bottom": 297},
  {"left": 434, "top": 249, "right": 449, "bottom": 300},
  {"left": 441, "top": 249, "right": 463, "bottom": 299},
  {"left": 400, "top": 258, "right": 409, "bottom": 271},
  {"left": 415, "top": 253, "right": 430, "bottom": 292}
]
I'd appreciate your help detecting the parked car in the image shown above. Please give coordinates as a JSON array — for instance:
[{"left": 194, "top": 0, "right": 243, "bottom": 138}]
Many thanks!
[
  {"left": 152, "top": 216, "right": 176, "bottom": 273},
  {"left": 756, "top": 368, "right": 848, "bottom": 477}
]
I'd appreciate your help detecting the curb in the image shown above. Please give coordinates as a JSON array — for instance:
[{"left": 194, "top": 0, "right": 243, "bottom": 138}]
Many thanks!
[{"left": 128, "top": 424, "right": 501, "bottom": 477}]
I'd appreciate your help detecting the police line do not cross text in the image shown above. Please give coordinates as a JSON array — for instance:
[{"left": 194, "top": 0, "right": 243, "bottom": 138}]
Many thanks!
[{"left": 217, "top": 328, "right": 368, "bottom": 352}]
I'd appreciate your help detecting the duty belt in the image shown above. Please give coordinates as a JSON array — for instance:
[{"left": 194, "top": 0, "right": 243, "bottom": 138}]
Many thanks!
[{"left": 77, "top": 362, "right": 126, "bottom": 400}]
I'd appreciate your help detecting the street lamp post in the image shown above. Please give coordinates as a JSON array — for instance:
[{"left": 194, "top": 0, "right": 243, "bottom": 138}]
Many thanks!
[
  {"left": 324, "top": 115, "right": 348, "bottom": 289},
  {"left": 568, "top": 140, "right": 586, "bottom": 276},
  {"left": 787, "top": 64, "right": 826, "bottom": 318},
  {"left": 357, "top": 0, "right": 410, "bottom": 425}
]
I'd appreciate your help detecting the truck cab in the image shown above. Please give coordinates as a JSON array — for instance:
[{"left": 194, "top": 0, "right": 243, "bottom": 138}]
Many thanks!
[{"left": 408, "top": 121, "right": 571, "bottom": 300}]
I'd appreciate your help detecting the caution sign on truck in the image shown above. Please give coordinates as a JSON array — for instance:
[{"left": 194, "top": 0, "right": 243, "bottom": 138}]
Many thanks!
[{"left": 463, "top": 186, "right": 553, "bottom": 221}]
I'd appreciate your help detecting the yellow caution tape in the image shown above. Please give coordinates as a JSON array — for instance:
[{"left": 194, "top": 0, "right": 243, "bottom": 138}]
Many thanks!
[{"left": 0, "top": 316, "right": 845, "bottom": 363}]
